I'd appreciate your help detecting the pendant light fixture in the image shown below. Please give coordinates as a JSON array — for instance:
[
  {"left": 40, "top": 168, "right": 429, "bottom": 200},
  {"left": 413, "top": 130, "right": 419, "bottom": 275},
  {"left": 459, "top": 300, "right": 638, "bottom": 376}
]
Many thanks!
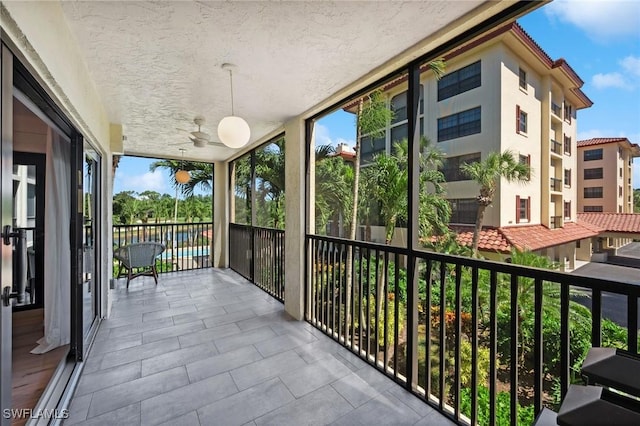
[
  {"left": 175, "top": 148, "right": 191, "bottom": 184},
  {"left": 217, "top": 63, "right": 251, "bottom": 149}
]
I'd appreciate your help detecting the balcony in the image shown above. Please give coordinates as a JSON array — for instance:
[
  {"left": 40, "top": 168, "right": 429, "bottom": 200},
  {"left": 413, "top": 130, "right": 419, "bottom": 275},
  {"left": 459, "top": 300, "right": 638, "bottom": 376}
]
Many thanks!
[
  {"left": 65, "top": 269, "right": 449, "bottom": 425},
  {"left": 550, "top": 215, "right": 562, "bottom": 229},
  {"left": 551, "top": 102, "right": 562, "bottom": 118},
  {"left": 551, "top": 177, "right": 563, "bottom": 192},
  {"left": 550, "top": 139, "right": 562, "bottom": 156}
]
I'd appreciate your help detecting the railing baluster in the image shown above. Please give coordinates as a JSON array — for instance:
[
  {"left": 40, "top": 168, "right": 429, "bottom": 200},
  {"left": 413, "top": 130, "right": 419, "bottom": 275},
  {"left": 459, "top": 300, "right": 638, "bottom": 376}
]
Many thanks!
[
  {"left": 374, "top": 249, "right": 380, "bottom": 368},
  {"left": 425, "top": 259, "right": 432, "bottom": 401},
  {"left": 365, "top": 247, "right": 371, "bottom": 361},
  {"left": 560, "top": 283, "right": 570, "bottom": 399},
  {"left": 592, "top": 289, "right": 602, "bottom": 347},
  {"left": 628, "top": 296, "right": 638, "bottom": 354},
  {"left": 350, "top": 244, "right": 356, "bottom": 352},
  {"left": 489, "top": 269, "right": 497, "bottom": 426},
  {"left": 383, "top": 250, "right": 389, "bottom": 374},
  {"left": 454, "top": 264, "right": 462, "bottom": 420},
  {"left": 359, "top": 246, "right": 364, "bottom": 356},
  {"left": 338, "top": 242, "right": 344, "bottom": 342},
  {"left": 439, "top": 260, "right": 446, "bottom": 410},
  {"left": 510, "top": 273, "right": 519, "bottom": 425},
  {"left": 470, "top": 266, "right": 478, "bottom": 425},
  {"left": 331, "top": 239, "right": 337, "bottom": 337},
  {"left": 534, "top": 277, "right": 543, "bottom": 416},
  {"left": 394, "top": 253, "right": 400, "bottom": 379}
]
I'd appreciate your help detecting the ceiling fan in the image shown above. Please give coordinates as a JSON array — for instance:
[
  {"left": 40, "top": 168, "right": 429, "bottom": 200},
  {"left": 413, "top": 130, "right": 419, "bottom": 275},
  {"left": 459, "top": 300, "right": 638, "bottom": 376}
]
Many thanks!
[{"left": 174, "top": 116, "right": 225, "bottom": 148}]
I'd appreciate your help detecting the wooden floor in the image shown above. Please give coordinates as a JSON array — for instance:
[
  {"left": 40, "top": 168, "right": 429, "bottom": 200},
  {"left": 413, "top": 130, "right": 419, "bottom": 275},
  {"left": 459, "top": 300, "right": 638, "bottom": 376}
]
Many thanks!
[{"left": 12, "top": 308, "right": 67, "bottom": 425}]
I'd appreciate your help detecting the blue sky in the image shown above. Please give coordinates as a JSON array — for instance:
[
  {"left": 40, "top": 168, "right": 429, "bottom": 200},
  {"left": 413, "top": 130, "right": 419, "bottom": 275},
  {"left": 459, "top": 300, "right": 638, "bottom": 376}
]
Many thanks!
[{"left": 115, "top": 0, "right": 640, "bottom": 195}]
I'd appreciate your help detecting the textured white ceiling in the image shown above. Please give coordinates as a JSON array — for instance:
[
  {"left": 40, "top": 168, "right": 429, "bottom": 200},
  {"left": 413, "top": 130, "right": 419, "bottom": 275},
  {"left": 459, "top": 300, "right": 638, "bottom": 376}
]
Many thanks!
[{"left": 59, "top": 1, "right": 487, "bottom": 162}]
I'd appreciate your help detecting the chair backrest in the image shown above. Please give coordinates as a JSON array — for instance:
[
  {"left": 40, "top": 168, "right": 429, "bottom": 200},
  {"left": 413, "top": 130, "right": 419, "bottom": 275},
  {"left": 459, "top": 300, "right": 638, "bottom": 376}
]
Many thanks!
[{"left": 120, "top": 242, "right": 165, "bottom": 268}]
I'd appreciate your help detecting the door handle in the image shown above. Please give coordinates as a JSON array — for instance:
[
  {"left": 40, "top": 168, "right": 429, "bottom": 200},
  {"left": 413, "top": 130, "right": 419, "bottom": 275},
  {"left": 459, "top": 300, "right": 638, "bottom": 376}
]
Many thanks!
[
  {"left": 1, "top": 287, "right": 18, "bottom": 306},
  {"left": 2, "top": 225, "right": 20, "bottom": 246}
]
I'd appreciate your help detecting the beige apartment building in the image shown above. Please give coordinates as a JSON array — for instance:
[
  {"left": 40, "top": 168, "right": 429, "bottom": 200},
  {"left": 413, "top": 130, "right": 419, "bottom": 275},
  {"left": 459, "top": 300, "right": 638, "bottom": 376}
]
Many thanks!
[
  {"left": 577, "top": 137, "right": 639, "bottom": 214},
  {"left": 576, "top": 137, "right": 640, "bottom": 253},
  {"left": 363, "top": 22, "right": 598, "bottom": 267}
]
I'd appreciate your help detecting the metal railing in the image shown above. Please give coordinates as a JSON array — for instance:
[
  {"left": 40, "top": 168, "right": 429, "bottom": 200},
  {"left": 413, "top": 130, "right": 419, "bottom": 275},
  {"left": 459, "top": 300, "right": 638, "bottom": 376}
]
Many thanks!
[
  {"left": 229, "top": 223, "right": 285, "bottom": 302},
  {"left": 550, "top": 139, "right": 562, "bottom": 155},
  {"left": 306, "top": 234, "right": 640, "bottom": 425},
  {"left": 113, "top": 222, "right": 213, "bottom": 273},
  {"left": 550, "top": 216, "right": 562, "bottom": 229},
  {"left": 551, "top": 102, "right": 562, "bottom": 117},
  {"left": 550, "top": 177, "right": 563, "bottom": 192}
]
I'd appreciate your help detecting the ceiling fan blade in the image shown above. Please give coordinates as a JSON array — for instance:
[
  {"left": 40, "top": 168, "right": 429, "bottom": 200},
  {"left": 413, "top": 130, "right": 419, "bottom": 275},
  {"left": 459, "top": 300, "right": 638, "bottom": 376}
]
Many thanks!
[{"left": 191, "top": 131, "right": 209, "bottom": 140}]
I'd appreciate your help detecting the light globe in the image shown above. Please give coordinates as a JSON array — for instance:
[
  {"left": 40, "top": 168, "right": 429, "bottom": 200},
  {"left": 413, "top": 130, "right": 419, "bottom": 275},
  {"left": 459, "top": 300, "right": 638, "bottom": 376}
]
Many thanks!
[{"left": 218, "top": 116, "right": 251, "bottom": 149}]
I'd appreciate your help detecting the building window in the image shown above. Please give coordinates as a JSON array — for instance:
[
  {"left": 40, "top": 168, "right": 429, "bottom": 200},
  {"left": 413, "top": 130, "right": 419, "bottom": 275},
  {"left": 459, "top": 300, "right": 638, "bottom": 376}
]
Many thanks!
[
  {"left": 390, "top": 87, "right": 423, "bottom": 124},
  {"left": 619, "top": 205, "right": 623, "bottom": 213},
  {"left": 448, "top": 198, "right": 478, "bottom": 224},
  {"left": 620, "top": 167, "right": 623, "bottom": 178},
  {"left": 437, "top": 61, "right": 481, "bottom": 101},
  {"left": 516, "top": 195, "right": 530, "bottom": 223},
  {"left": 564, "top": 135, "right": 571, "bottom": 155},
  {"left": 519, "top": 110, "right": 527, "bottom": 133},
  {"left": 584, "top": 167, "right": 603, "bottom": 180},
  {"left": 584, "top": 187, "right": 603, "bottom": 198},
  {"left": 518, "top": 68, "right": 527, "bottom": 90},
  {"left": 564, "top": 201, "right": 571, "bottom": 220},
  {"left": 519, "top": 154, "right": 531, "bottom": 180},
  {"left": 440, "top": 153, "right": 481, "bottom": 182},
  {"left": 516, "top": 105, "right": 527, "bottom": 134},
  {"left": 437, "top": 107, "right": 481, "bottom": 142},
  {"left": 564, "top": 102, "right": 572, "bottom": 123},
  {"left": 360, "top": 134, "right": 386, "bottom": 164},
  {"left": 583, "top": 148, "right": 603, "bottom": 161},
  {"left": 564, "top": 169, "right": 571, "bottom": 187},
  {"left": 584, "top": 206, "right": 603, "bottom": 212},
  {"left": 619, "top": 186, "right": 623, "bottom": 197}
]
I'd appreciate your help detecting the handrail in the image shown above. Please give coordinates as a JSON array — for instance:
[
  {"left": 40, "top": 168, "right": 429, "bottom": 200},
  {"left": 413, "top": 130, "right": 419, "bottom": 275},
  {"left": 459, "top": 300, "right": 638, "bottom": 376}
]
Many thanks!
[
  {"left": 306, "top": 233, "right": 640, "bottom": 424},
  {"left": 229, "top": 223, "right": 285, "bottom": 302},
  {"left": 113, "top": 222, "right": 213, "bottom": 273}
]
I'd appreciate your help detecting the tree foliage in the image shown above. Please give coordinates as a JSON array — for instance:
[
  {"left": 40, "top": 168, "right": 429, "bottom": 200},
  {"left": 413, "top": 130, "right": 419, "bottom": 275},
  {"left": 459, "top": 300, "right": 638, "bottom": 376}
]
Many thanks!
[{"left": 460, "top": 150, "right": 531, "bottom": 256}]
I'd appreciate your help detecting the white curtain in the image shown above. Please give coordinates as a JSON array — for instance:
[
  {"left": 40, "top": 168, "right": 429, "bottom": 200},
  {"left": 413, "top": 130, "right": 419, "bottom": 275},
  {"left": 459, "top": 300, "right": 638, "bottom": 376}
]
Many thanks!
[{"left": 31, "top": 128, "right": 70, "bottom": 354}]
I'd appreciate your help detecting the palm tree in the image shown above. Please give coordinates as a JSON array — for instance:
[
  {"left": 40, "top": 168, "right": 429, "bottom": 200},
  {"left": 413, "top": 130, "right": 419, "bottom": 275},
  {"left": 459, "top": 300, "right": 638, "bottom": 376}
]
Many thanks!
[
  {"left": 460, "top": 150, "right": 531, "bottom": 257},
  {"left": 149, "top": 160, "right": 213, "bottom": 197}
]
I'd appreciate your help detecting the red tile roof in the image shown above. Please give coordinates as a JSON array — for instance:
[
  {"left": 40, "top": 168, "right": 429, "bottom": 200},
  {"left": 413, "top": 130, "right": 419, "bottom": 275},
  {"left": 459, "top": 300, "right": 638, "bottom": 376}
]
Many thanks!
[
  {"left": 578, "top": 137, "right": 630, "bottom": 147},
  {"left": 578, "top": 213, "right": 640, "bottom": 234},
  {"left": 448, "top": 220, "right": 602, "bottom": 254},
  {"left": 577, "top": 137, "right": 640, "bottom": 156},
  {"left": 450, "top": 225, "right": 512, "bottom": 253},
  {"left": 499, "top": 222, "right": 600, "bottom": 251}
]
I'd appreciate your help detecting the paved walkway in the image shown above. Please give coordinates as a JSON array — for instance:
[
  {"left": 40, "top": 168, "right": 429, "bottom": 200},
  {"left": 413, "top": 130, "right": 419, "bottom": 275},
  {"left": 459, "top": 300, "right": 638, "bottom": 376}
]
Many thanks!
[{"left": 64, "top": 269, "right": 451, "bottom": 426}]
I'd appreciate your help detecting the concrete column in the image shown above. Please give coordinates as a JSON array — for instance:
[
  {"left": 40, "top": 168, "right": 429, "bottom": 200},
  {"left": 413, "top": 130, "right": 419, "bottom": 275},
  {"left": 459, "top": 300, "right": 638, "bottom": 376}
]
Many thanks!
[
  {"left": 213, "top": 161, "right": 228, "bottom": 268},
  {"left": 283, "top": 117, "right": 309, "bottom": 320}
]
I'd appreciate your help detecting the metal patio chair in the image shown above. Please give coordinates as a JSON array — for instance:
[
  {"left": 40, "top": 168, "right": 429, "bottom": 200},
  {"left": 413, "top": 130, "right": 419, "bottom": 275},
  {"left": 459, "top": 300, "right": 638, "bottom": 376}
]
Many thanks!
[{"left": 113, "top": 242, "right": 165, "bottom": 288}]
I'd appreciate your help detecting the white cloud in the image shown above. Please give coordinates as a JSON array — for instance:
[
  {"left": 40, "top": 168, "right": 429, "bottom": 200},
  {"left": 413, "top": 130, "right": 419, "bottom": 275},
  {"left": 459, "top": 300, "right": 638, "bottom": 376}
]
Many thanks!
[
  {"left": 115, "top": 170, "right": 166, "bottom": 193},
  {"left": 313, "top": 123, "right": 356, "bottom": 149},
  {"left": 621, "top": 55, "right": 640, "bottom": 77},
  {"left": 592, "top": 72, "right": 630, "bottom": 89},
  {"left": 590, "top": 56, "right": 640, "bottom": 90},
  {"left": 544, "top": 0, "right": 640, "bottom": 40},
  {"left": 314, "top": 123, "right": 332, "bottom": 146}
]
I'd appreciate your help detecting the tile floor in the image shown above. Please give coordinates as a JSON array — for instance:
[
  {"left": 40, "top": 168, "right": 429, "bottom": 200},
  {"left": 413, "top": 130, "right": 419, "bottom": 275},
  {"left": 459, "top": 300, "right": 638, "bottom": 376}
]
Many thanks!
[{"left": 64, "top": 269, "right": 453, "bottom": 426}]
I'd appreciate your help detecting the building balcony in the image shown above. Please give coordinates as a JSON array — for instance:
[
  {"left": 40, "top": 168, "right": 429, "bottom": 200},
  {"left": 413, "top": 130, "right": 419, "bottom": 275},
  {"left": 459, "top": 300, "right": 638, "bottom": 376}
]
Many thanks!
[
  {"left": 550, "top": 139, "right": 563, "bottom": 156},
  {"left": 550, "top": 215, "right": 563, "bottom": 229},
  {"left": 551, "top": 102, "right": 562, "bottom": 118},
  {"left": 551, "top": 177, "right": 563, "bottom": 192}
]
